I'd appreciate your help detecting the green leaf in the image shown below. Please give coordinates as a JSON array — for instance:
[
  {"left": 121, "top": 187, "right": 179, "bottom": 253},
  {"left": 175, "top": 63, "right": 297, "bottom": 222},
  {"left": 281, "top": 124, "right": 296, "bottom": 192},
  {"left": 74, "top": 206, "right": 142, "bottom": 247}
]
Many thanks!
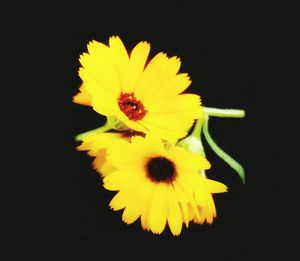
[{"left": 202, "top": 118, "right": 245, "bottom": 183}]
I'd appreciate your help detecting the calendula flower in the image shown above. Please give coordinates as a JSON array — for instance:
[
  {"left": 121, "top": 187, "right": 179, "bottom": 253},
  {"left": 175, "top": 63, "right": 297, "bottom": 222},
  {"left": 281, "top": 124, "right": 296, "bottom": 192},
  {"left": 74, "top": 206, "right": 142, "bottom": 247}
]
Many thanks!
[
  {"left": 103, "top": 134, "right": 227, "bottom": 236},
  {"left": 73, "top": 36, "right": 203, "bottom": 142}
]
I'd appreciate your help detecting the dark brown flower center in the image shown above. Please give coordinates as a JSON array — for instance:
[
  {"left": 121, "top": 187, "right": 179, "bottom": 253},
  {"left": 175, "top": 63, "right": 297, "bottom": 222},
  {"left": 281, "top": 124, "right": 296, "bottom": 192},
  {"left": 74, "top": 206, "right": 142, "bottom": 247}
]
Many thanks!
[
  {"left": 118, "top": 93, "right": 147, "bottom": 121},
  {"left": 146, "top": 157, "right": 176, "bottom": 183}
]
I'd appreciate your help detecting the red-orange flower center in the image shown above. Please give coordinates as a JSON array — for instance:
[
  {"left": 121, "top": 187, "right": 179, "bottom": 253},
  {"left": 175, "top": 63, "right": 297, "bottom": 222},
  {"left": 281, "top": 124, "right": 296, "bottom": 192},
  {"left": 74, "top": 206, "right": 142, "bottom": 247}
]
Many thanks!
[{"left": 118, "top": 93, "right": 147, "bottom": 121}]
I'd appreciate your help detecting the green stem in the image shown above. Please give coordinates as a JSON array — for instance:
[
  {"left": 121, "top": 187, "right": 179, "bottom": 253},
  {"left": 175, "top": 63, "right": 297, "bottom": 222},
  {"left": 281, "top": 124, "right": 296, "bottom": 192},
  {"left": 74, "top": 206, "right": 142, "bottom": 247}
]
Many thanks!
[
  {"left": 75, "top": 118, "right": 114, "bottom": 141},
  {"left": 204, "top": 107, "right": 245, "bottom": 118},
  {"left": 202, "top": 118, "right": 245, "bottom": 183},
  {"left": 191, "top": 116, "right": 206, "bottom": 138}
]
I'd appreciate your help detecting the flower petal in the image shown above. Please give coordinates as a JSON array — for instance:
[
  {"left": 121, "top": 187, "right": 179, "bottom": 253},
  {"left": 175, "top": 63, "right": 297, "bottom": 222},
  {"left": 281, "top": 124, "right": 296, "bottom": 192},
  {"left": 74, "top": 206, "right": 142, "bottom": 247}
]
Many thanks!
[
  {"left": 167, "top": 185, "right": 182, "bottom": 236},
  {"left": 73, "top": 84, "right": 92, "bottom": 106},
  {"left": 157, "top": 73, "right": 191, "bottom": 96},
  {"left": 109, "top": 36, "right": 131, "bottom": 93},
  {"left": 149, "top": 182, "right": 168, "bottom": 234},
  {"left": 168, "top": 146, "right": 211, "bottom": 171},
  {"left": 92, "top": 153, "right": 116, "bottom": 177},
  {"left": 127, "top": 41, "right": 151, "bottom": 92}
]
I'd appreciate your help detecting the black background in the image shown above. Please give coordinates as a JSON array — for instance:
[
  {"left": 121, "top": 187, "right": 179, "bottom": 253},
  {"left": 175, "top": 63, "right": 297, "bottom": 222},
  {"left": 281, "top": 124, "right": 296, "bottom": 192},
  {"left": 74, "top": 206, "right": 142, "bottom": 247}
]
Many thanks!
[{"left": 2, "top": 1, "right": 298, "bottom": 260}]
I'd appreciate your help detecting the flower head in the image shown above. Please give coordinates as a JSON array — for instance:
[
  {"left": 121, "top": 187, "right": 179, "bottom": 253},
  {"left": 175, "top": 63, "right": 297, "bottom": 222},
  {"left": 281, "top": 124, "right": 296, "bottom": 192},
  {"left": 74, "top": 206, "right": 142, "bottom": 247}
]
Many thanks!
[
  {"left": 73, "top": 36, "right": 203, "bottom": 142},
  {"left": 103, "top": 134, "right": 227, "bottom": 236}
]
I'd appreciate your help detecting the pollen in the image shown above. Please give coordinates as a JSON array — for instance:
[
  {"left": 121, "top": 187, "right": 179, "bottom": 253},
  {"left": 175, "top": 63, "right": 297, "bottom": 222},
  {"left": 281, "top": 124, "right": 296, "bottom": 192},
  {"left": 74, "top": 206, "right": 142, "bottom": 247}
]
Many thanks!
[{"left": 118, "top": 93, "right": 147, "bottom": 121}]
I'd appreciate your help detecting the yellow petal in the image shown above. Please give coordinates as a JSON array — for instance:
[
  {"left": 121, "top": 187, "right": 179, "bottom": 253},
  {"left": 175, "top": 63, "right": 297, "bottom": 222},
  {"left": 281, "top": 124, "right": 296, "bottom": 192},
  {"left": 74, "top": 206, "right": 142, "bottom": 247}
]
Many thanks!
[
  {"left": 188, "top": 203, "right": 195, "bottom": 221},
  {"left": 199, "top": 178, "right": 228, "bottom": 194},
  {"left": 141, "top": 181, "right": 155, "bottom": 231},
  {"left": 156, "top": 73, "right": 191, "bottom": 96},
  {"left": 149, "top": 182, "right": 168, "bottom": 234},
  {"left": 195, "top": 206, "right": 206, "bottom": 224},
  {"left": 127, "top": 41, "right": 150, "bottom": 92},
  {"left": 168, "top": 146, "right": 211, "bottom": 171},
  {"left": 73, "top": 85, "right": 92, "bottom": 106},
  {"left": 141, "top": 205, "right": 150, "bottom": 231},
  {"left": 194, "top": 176, "right": 228, "bottom": 194},
  {"left": 122, "top": 204, "right": 141, "bottom": 225},
  {"left": 109, "top": 190, "right": 128, "bottom": 210},
  {"left": 109, "top": 36, "right": 131, "bottom": 92},
  {"left": 204, "top": 206, "right": 214, "bottom": 224},
  {"left": 92, "top": 153, "right": 116, "bottom": 177},
  {"left": 167, "top": 185, "right": 182, "bottom": 236},
  {"left": 87, "top": 40, "right": 110, "bottom": 57}
]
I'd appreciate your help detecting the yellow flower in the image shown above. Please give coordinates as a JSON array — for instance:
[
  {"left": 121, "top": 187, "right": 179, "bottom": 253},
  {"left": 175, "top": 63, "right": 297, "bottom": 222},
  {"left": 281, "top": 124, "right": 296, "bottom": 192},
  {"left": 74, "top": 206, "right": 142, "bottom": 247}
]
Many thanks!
[
  {"left": 103, "top": 134, "right": 227, "bottom": 236},
  {"left": 73, "top": 36, "right": 203, "bottom": 142}
]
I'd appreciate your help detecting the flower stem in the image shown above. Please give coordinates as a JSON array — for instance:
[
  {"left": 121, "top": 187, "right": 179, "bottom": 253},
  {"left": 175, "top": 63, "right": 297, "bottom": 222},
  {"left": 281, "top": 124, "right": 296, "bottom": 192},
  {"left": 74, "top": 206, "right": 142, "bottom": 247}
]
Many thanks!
[
  {"left": 190, "top": 107, "right": 246, "bottom": 183},
  {"left": 75, "top": 117, "right": 116, "bottom": 141},
  {"left": 203, "top": 107, "right": 245, "bottom": 118},
  {"left": 202, "top": 118, "right": 245, "bottom": 183},
  {"left": 191, "top": 116, "right": 205, "bottom": 138}
]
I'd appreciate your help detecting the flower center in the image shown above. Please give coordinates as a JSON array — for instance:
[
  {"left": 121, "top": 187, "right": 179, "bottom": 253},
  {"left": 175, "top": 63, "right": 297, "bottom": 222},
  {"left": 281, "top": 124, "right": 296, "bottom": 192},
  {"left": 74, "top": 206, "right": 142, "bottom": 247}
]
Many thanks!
[
  {"left": 118, "top": 93, "right": 147, "bottom": 121},
  {"left": 146, "top": 157, "right": 176, "bottom": 183}
]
